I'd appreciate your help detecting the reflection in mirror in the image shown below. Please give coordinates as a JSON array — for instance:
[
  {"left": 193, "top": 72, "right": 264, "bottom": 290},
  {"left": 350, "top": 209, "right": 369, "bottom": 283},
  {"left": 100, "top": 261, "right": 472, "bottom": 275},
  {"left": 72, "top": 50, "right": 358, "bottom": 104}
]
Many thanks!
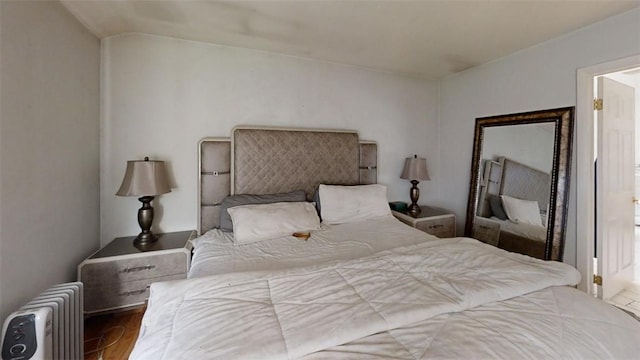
[{"left": 465, "top": 108, "right": 574, "bottom": 261}]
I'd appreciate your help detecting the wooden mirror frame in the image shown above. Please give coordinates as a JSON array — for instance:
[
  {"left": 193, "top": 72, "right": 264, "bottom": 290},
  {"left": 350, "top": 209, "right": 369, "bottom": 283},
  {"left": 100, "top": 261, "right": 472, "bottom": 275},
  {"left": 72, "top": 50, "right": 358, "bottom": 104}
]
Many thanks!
[{"left": 464, "top": 107, "right": 574, "bottom": 261}]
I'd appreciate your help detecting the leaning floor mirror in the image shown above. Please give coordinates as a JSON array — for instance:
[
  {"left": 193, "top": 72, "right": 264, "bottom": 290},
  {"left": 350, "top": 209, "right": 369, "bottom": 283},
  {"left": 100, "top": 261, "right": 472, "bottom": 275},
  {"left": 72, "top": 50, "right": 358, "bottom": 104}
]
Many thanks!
[{"left": 465, "top": 107, "right": 574, "bottom": 261}]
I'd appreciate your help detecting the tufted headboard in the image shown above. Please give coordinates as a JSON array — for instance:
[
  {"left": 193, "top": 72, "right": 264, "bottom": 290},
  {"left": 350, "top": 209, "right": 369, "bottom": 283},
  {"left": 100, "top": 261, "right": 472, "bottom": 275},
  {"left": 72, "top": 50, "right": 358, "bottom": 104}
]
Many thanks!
[
  {"left": 198, "top": 127, "right": 378, "bottom": 234},
  {"left": 499, "top": 157, "right": 551, "bottom": 211}
]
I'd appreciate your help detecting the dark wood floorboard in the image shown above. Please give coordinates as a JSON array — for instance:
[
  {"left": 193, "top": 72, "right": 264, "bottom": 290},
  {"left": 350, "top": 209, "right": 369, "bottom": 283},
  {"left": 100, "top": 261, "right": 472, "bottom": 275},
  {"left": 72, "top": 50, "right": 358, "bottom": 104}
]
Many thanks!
[{"left": 84, "top": 307, "right": 145, "bottom": 360}]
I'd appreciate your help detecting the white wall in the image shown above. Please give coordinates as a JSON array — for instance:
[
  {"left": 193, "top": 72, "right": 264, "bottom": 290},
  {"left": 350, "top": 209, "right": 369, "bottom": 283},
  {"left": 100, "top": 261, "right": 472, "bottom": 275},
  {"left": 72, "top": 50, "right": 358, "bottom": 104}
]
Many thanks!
[
  {"left": 438, "top": 8, "right": 640, "bottom": 266},
  {"left": 101, "top": 34, "right": 438, "bottom": 245},
  {"left": 0, "top": 1, "right": 100, "bottom": 320}
]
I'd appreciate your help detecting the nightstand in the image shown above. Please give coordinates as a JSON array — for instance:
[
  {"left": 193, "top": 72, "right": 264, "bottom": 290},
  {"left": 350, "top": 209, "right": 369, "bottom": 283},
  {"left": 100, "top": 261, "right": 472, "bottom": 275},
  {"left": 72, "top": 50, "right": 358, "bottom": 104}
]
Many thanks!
[
  {"left": 472, "top": 216, "right": 502, "bottom": 246},
  {"left": 392, "top": 206, "right": 456, "bottom": 238},
  {"left": 78, "top": 230, "right": 196, "bottom": 315}
]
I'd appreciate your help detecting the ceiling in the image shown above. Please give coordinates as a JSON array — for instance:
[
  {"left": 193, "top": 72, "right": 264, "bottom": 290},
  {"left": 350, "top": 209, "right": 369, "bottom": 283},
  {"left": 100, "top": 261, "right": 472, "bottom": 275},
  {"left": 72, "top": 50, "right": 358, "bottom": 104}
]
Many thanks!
[{"left": 60, "top": 0, "right": 639, "bottom": 80}]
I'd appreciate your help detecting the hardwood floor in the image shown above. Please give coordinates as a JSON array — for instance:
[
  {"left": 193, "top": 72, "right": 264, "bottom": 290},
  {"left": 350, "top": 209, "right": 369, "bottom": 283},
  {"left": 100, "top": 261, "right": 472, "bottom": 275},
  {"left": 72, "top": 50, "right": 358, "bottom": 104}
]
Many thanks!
[{"left": 84, "top": 307, "right": 145, "bottom": 360}]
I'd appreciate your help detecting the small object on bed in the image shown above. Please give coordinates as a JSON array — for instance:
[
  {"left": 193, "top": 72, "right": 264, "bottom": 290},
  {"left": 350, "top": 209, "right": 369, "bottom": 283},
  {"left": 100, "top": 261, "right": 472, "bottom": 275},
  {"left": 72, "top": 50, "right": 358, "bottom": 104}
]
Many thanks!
[{"left": 292, "top": 231, "right": 311, "bottom": 240}]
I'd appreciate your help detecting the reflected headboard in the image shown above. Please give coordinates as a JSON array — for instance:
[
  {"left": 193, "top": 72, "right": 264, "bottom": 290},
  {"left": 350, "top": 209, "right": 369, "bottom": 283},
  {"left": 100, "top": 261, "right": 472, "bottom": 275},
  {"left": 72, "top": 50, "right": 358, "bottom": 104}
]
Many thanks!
[
  {"left": 198, "top": 127, "right": 378, "bottom": 234},
  {"left": 500, "top": 157, "right": 550, "bottom": 211},
  {"left": 477, "top": 157, "right": 550, "bottom": 218}
]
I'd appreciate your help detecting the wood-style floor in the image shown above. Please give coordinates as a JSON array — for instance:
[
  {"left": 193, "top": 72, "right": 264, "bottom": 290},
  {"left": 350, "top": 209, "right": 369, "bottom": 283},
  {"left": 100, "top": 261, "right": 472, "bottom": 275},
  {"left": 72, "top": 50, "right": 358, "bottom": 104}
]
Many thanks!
[{"left": 84, "top": 307, "right": 144, "bottom": 360}]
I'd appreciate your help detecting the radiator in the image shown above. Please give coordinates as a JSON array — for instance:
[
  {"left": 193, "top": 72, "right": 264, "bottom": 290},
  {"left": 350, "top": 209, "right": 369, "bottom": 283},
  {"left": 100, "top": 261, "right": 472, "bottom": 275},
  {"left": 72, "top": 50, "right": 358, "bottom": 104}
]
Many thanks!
[{"left": 1, "top": 282, "right": 83, "bottom": 360}]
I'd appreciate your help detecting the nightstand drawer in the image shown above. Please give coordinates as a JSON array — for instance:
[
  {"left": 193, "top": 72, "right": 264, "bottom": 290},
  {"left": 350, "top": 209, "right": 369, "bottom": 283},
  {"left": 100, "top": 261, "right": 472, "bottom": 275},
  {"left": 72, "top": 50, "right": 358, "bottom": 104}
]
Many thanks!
[
  {"left": 80, "top": 251, "right": 188, "bottom": 285},
  {"left": 415, "top": 217, "right": 455, "bottom": 238},
  {"left": 84, "top": 274, "right": 185, "bottom": 313}
]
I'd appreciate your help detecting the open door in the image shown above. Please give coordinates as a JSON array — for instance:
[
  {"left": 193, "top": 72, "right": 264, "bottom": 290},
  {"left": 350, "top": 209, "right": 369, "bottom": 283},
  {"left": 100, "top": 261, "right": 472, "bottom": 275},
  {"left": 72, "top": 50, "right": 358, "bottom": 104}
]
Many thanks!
[{"left": 596, "top": 76, "right": 636, "bottom": 300}]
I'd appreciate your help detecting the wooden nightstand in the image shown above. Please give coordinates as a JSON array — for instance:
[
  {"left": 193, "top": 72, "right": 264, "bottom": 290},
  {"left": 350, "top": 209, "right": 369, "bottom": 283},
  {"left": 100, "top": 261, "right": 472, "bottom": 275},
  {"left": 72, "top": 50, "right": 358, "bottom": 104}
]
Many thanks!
[
  {"left": 78, "top": 230, "right": 196, "bottom": 315},
  {"left": 392, "top": 206, "right": 456, "bottom": 238}
]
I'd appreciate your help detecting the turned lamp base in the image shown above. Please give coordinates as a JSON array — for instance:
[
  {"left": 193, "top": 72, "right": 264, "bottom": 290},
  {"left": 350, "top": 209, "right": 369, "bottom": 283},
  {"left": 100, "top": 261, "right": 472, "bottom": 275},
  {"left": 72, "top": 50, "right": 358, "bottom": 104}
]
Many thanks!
[
  {"left": 134, "top": 196, "right": 158, "bottom": 245},
  {"left": 407, "top": 180, "right": 422, "bottom": 217}
]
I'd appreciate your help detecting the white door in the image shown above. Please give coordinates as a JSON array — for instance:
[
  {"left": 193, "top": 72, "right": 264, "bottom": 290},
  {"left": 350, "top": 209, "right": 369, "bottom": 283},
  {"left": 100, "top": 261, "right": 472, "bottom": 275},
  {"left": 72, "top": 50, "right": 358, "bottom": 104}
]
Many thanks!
[{"left": 596, "top": 76, "right": 636, "bottom": 300}]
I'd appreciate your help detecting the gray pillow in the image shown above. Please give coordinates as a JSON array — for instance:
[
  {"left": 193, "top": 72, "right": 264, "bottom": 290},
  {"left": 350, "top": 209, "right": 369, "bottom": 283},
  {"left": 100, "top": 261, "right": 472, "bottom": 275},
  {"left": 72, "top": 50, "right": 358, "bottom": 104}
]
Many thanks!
[
  {"left": 488, "top": 195, "right": 508, "bottom": 220},
  {"left": 313, "top": 187, "right": 322, "bottom": 219},
  {"left": 219, "top": 190, "right": 306, "bottom": 232}
]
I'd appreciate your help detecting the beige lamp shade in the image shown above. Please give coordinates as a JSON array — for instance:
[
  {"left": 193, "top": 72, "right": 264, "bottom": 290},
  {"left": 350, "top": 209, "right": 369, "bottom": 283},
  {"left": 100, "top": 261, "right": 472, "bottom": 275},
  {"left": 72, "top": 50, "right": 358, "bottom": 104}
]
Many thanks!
[
  {"left": 400, "top": 155, "right": 430, "bottom": 181},
  {"left": 116, "top": 157, "right": 171, "bottom": 196}
]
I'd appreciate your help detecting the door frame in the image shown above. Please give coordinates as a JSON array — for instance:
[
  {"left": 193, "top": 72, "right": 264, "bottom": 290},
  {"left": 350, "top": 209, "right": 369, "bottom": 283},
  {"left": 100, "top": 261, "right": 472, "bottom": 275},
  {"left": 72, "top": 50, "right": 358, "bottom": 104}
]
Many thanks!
[{"left": 576, "top": 54, "right": 640, "bottom": 295}]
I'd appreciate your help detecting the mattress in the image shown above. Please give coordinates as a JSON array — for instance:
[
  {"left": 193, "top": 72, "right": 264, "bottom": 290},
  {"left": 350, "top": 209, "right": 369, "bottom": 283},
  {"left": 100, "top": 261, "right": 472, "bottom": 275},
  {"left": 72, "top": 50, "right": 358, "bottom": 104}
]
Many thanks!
[
  {"left": 131, "top": 236, "right": 640, "bottom": 359},
  {"left": 189, "top": 216, "right": 439, "bottom": 278}
]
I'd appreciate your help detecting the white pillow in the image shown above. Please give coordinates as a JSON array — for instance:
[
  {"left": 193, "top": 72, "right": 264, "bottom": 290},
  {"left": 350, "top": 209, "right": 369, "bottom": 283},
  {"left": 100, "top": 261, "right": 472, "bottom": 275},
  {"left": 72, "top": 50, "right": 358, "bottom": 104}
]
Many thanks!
[
  {"left": 319, "top": 184, "right": 392, "bottom": 224},
  {"left": 500, "top": 195, "right": 543, "bottom": 227},
  {"left": 227, "top": 202, "right": 321, "bottom": 245}
]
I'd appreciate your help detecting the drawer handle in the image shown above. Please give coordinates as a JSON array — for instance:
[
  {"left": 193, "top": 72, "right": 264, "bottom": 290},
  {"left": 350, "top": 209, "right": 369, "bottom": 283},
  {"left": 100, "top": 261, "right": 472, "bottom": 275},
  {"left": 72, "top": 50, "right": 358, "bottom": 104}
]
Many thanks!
[
  {"left": 122, "top": 265, "right": 156, "bottom": 273},
  {"left": 479, "top": 225, "right": 490, "bottom": 230},
  {"left": 119, "top": 285, "right": 151, "bottom": 297},
  {"left": 428, "top": 224, "right": 444, "bottom": 229}
]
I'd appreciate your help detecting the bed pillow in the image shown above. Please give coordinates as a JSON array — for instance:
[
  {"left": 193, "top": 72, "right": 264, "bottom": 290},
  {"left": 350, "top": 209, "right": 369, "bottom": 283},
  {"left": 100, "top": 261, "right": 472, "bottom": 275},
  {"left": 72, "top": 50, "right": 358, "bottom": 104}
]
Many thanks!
[
  {"left": 488, "top": 195, "right": 508, "bottom": 220},
  {"left": 500, "top": 195, "right": 543, "bottom": 226},
  {"left": 219, "top": 190, "right": 306, "bottom": 232},
  {"left": 227, "top": 202, "right": 321, "bottom": 244},
  {"left": 319, "top": 184, "right": 391, "bottom": 224},
  {"left": 312, "top": 184, "right": 337, "bottom": 219}
]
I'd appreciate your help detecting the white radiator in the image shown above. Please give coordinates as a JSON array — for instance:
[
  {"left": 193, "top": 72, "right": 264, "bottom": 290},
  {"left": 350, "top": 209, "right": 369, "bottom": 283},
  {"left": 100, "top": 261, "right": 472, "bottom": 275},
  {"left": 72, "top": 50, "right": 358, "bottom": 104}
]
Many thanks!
[{"left": 1, "top": 282, "right": 83, "bottom": 360}]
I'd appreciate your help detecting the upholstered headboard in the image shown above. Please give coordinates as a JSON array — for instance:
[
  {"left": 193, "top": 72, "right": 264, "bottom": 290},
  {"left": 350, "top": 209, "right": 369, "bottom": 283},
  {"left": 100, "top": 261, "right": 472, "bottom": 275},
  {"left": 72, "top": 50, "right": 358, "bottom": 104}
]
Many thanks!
[
  {"left": 232, "top": 128, "right": 360, "bottom": 196},
  {"left": 499, "top": 157, "right": 550, "bottom": 211},
  {"left": 198, "top": 127, "right": 378, "bottom": 234}
]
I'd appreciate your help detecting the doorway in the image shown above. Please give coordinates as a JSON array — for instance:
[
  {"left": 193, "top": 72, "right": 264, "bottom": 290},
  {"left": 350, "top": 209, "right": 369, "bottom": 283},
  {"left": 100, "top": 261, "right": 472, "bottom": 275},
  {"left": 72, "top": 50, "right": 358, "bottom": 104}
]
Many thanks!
[
  {"left": 593, "top": 69, "right": 639, "bottom": 315},
  {"left": 576, "top": 55, "right": 640, "bottom": 302}
]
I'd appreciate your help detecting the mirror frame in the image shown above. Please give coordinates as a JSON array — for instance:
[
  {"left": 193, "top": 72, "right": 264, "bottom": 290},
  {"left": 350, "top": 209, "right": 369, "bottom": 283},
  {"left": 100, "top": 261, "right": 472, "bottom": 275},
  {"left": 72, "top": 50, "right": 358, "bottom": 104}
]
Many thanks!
[{"left": 464, "top": 107, "right": 574, "bottom": 261}]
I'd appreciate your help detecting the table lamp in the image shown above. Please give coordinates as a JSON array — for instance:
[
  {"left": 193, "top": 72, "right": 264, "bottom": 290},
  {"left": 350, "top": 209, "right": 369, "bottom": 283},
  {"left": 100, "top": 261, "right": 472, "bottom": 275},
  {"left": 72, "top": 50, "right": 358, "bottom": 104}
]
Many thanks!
[
  {"left": 400, "top": 154, "right": 430, "bottom": 217},
  {"left": 116, "top": 157, "right": 171, "bottom": 245}
]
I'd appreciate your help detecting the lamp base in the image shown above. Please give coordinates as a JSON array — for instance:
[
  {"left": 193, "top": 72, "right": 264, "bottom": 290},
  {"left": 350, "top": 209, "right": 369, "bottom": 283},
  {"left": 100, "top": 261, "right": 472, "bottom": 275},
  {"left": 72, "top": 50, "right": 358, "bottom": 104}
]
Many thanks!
[
  {"left": 134, "top": 196, "right": 158, "bottom": 245},
  {"left": 134, "top": 231, "right": 158, "bottom": 245},
  {"left": 407, "top": 203, "right": 422, "bottom": 217},
  {"left": 408, "top": 180, "right": 421, "bottom": 217}
]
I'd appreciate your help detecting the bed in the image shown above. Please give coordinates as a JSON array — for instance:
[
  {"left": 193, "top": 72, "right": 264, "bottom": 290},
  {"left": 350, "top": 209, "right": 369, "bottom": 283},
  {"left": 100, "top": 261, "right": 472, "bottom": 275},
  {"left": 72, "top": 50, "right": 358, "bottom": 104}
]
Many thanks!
[{"left": 130, "top": 127, "right": 640, "bottom": 359}]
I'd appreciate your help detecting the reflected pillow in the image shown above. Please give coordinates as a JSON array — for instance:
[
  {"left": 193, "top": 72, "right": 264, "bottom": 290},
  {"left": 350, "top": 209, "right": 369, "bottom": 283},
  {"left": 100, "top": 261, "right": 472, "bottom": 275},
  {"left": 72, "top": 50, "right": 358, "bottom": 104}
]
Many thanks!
[
  {"left": 500, "top": 195, "right": 543, "bottom": 227},
  {"left": 319, "top": 184, "right": 391, "bottom": 224},
  {"left": 227, "top": 202, "right": 321, "bottom": 245},
  {"left": 541, "top": 203, "right": 550, "bottom": 227},
  {"left": 219, "top": 190, "right": 306, "bottom": 232},
  {"left": 488, "top": 195, "right": 508, "bottom": 220}
]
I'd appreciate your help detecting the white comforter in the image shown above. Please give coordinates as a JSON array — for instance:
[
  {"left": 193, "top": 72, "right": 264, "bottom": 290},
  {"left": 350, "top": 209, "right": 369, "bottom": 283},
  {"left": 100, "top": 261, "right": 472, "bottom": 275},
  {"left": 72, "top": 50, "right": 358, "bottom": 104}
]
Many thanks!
[
  {"left": 189, "top": 217, "right": 439, "bottom": 278},
  {"left": 129, "top": 238, "right": 640, "bottom": 360},
  {"left": 305, "top": 285, "right": 640, "bottom": 359}
]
